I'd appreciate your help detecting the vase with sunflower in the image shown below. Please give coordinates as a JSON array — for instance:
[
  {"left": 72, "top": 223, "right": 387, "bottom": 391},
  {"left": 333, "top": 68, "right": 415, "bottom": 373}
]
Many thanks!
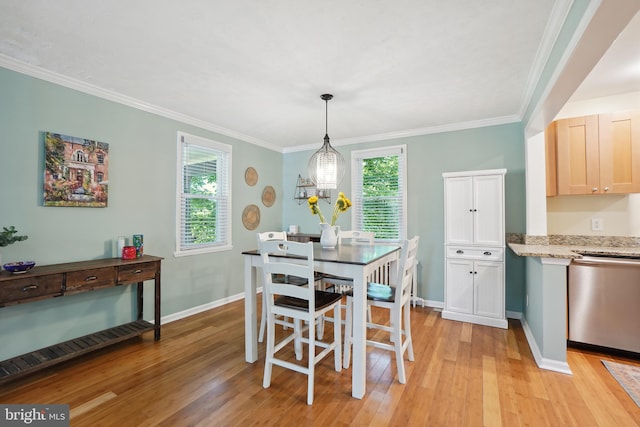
[{"left": 308, "top": 192, "right": 352, "bottom": 249}]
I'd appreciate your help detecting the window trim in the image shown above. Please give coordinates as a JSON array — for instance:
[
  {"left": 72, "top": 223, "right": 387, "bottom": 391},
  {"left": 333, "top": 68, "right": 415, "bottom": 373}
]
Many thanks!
[
  {"left": 351, "top": 144, "right": 407, "bottom": 242},
  {"left": 174, "top": 131, "right": 232, "bottom": 257}
]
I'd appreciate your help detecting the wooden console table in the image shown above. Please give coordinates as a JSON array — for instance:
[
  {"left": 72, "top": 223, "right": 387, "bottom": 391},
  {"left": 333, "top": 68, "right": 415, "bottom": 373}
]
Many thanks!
[{"left": 0, "top": 255, "right": 162, "bottom": 384}]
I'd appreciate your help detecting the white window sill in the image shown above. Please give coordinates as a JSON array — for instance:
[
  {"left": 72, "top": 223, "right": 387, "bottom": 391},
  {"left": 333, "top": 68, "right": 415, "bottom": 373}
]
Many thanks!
[{"left": 174, "top": 244, "right": 233, "bottom": 257}]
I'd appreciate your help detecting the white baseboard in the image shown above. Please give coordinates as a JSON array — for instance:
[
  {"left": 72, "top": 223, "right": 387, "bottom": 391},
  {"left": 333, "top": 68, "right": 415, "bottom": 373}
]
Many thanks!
[
  {"left": 520, "top": 317, "right": 572, "bottom": 375},
  {"left": 442, "top": 310, "right": 508, "bottom": 329},
  {"left": 506, "top": 310, "right": 523, "bottom": 320},
  {"left": 413, "top": 299, "right": 444, "bottom": 309},
  {"left": 159, "top": 292, "right": 245, "bottom": 325}
]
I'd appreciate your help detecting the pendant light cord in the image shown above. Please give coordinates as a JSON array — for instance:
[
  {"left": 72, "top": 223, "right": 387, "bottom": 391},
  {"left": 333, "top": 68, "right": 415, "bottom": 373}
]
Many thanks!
[
  {"left": 321, "top": 93, "right": 333, "bottom": 143},
  {"left": 325, "top": 97, "right": 328, "bottom": 136}
]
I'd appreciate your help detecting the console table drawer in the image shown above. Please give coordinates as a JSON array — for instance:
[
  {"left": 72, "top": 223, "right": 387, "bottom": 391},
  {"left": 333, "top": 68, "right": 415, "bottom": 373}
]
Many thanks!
[
  {"left": 118, "top": 262, "right": 157, "bottom": 284},
  {"left": 66, "top": 267, "right": 116, "bottom": 294},
  {"left": 0, "top": 274, "right": 64, "bottom": 306}
]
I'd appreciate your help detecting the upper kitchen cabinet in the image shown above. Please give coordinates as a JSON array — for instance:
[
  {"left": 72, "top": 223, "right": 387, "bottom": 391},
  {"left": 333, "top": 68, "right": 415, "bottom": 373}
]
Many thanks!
[
  {"left": 545, "top": 122, "right": 558, "bottom": 197},
  {"left": 443, "top": 169, "right": 505, "bottom": 247},
  {"left": 547, "top": 110, "right": 640, "bottom": 196},
  {"left": 598, "top": 111, "right": 640, "bottom": 194}
]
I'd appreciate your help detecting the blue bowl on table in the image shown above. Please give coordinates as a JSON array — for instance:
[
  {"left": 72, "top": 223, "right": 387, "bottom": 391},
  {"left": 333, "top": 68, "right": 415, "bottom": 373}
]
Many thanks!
[{"left": 3, "top": 261, "right": 36, "bottom": 274}]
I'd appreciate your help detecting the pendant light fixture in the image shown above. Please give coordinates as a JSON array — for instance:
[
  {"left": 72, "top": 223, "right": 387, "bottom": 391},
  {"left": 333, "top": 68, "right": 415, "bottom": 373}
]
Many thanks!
[{"left": 307, "top": 93, "right": 345, "bottom": 189}]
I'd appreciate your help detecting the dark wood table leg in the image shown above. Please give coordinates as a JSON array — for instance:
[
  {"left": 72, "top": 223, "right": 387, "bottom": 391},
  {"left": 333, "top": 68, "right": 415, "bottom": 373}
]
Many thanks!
[
  {"left": 137, "top": 282, "right": 144, "bottom": 320},
  {"left": 154, "top": 265, "right": 161, "bottom": 341}
]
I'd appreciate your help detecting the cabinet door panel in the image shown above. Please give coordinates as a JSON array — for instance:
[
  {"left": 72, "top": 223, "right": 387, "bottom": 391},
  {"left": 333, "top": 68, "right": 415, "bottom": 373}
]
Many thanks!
[
  {"left": 474, "top": 261, "right": 504, "bottom": 318},
  {"left": 599, "top": 111, "right": 640, "bottom": 193},
  {"left": 445, "top": 259, "right": 474, "bottom": 314},
  {"left": 546, "top": 122, "right": 558, "bottom": 196},
  {"left": 556, "top": 115, "right": 600, "bottom": 195},
  {"left": 473, "top": 174, "right": 504, "bottom": 246},
  {"left": 444, "top": 176, "right": 473, "bottom": 244}
]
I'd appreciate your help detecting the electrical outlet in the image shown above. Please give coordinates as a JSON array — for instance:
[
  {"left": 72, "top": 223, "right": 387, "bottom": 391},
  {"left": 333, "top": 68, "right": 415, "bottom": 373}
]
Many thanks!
[{"left": 591, "top": 218, "right": 604, "bottom": 231}]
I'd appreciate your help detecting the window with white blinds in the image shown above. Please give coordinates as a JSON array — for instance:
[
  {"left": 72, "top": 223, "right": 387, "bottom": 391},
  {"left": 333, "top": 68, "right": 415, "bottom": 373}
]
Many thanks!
[
  {"left": 351, "top": 145, "right": 407, "bottom": 242},
  {"left": 175, "top": 132, "right": 232, "bottom": 255}
]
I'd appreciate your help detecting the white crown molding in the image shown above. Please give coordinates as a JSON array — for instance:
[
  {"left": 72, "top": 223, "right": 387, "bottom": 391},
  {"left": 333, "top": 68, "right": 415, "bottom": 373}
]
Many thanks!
[
  {"left": 0, "top": 54, "right": 283, "bottom": 153},
  {"left": 1, "top": 53, "right": 523, "bottom": 155},
  {"left": 523, "top": 0, "right": 602, "bottom": 136},
  {"left": 283, "top": 114, "right": 522, "bottom": 153},
  {"left": 518, "top": 0, "right": 576, "bottom": 118}
]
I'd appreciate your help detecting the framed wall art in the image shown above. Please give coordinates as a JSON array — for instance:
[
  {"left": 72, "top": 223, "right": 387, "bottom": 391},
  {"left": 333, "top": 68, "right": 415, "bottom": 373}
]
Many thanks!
[{"left": 43, "top": 131, "right": 109, "bottom": 207}]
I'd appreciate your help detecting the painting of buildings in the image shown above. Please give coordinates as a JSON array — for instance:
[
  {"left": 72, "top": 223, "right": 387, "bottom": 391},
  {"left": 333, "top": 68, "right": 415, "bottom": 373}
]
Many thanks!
[{"left": 43, "top": 132, "right": 109, "bottom": 207}]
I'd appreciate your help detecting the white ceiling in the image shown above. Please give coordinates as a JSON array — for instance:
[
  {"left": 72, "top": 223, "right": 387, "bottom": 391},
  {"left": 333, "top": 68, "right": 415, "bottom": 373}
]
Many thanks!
[
  {"left": 0, "top": 1, "right": 638, "bottom": 151},
  {"left": 569, "top": 8, "right": 640, "bottom": 102}
]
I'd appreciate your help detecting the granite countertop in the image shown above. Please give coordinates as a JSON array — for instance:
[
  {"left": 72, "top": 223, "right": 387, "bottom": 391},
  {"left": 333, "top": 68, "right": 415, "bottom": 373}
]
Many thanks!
[{"left": 506, "top": 234, "right": 640, "bottom": 259}]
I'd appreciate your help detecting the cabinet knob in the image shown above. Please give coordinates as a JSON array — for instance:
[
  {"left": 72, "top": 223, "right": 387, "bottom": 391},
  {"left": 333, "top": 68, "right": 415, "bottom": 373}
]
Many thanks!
[
  {"left": 483, "top": 251, "right": 492, "bottom": 256},
  {"left": 592, "top": 187, "right": 598, "bottom": 192},
  {"left": 604, "top": 187, "right": 609, "bottom": 192},
  {"left": 456, "top": 250, "right": 464, "bottom": 254}
]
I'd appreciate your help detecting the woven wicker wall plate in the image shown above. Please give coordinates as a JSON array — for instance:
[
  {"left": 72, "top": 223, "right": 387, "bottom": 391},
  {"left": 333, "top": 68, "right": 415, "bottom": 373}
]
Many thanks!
[
  {"left": 242, "top": 204, "right": 260, "bottom": 230},
  {"left": 262, "top": 185, "right": 276, "bottom": 207},
  {"left": 244, "top": 167, "right": 258, "bottom": 186}
]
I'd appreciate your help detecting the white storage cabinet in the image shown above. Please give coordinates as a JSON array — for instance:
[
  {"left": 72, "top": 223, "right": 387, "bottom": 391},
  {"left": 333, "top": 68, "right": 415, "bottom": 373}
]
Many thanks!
[{"left": 442, "top": 169, "right": 507, "bottom": 329}]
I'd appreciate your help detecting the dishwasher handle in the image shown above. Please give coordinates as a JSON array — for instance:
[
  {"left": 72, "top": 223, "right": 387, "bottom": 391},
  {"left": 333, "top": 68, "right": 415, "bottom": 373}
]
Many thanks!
[{"left": 573, "top": 256, "right": 640, "bottom": 267}]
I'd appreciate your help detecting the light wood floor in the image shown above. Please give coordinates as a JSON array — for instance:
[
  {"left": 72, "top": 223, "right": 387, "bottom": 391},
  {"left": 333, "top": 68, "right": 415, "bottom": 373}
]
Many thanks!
[{"left": 1, "top": 299, "right": 639, "bottom": 426}]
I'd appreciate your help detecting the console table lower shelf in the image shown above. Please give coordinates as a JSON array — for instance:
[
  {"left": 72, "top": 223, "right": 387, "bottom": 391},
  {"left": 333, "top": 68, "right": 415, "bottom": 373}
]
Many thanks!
[
  {"left": 0, "top": 320, "right": 153, "bottom": 384},
  {"left": 0, "top": 255, "right": 162, "bottom": 385}
]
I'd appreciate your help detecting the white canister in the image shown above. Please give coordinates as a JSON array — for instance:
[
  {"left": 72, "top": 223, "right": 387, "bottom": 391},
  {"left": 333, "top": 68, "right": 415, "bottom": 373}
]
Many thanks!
[{"left": 117, "top": 236, "right": 126, "bottom": 258}]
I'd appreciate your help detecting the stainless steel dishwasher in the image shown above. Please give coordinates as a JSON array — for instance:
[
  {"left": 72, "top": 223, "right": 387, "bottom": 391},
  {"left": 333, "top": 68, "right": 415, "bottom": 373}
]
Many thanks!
[{"left": 568, "top": 255, "right": 640, "bottom": 353}]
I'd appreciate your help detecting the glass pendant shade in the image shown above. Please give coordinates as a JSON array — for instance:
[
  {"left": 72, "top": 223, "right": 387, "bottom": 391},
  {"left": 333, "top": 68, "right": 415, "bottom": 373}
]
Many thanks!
[
  {"left": 307, "top": 93, "right": 345, "bottom": 190},
  {"left": 308, "top": 135, "right": 345, "bottom": 189}
]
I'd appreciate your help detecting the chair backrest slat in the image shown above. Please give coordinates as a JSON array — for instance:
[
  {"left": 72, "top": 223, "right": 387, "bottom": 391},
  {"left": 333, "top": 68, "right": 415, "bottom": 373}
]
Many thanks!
[
  {"left": 338, "top": 230, "right": 375, "bottom": 246},
  {"left": 258, "top": 239, "right": 316, "bottom": 312},
  {"left": 394, "top": 236, "right": 420, "bottom": 303},
  {"left": 256, "top": 231, "right": 287, "bottom": 246}
]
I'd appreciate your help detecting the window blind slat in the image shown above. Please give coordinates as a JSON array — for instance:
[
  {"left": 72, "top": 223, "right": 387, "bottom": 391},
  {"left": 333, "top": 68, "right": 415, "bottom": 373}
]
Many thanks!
[
  {"left": 177, "top": 133, "right": 231, "bottom": 253},
  {"left": 352, "top": 145, "right": 407, "bottom": 241}
]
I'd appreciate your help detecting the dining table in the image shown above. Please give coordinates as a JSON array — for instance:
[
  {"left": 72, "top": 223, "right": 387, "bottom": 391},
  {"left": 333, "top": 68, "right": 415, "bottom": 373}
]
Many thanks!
[{"left": 242, "top": 242, "right": 401, "bottom": 399}]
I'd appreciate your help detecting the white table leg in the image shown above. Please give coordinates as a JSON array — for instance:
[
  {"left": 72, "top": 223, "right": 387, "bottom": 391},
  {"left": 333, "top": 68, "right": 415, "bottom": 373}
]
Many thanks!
[
  {"left": 351, "top": 271, "right": 366, "bottom": 399},
  {"left": 244, "top": 256, "right": 258, "bottom": 363}
]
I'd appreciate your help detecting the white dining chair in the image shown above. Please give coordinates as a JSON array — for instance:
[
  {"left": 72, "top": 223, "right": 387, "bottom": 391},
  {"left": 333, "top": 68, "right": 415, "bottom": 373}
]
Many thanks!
[
  {"left": 259, "top": 239, "right": 343, "bottom": 405},
  {"left": 318, "top": 230, "right": 375, "bottom": 337},
  {"left": 257, "top": 231, "right": 326, "bottom": 342},
  {"left": 343, "top": 236, "right": 420, "bottom": 384},
  {"left": 322, "top": 230, "right": 376, "bottom": 292},
  {"left": 256, "top": 231, "right": 289, "bottom": 343}
]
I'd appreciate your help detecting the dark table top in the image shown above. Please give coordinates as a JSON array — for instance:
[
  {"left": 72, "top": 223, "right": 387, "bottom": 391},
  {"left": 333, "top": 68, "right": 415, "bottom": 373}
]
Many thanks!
[{"left": 242, "top": 242, "right": 400, "bottom": 266}]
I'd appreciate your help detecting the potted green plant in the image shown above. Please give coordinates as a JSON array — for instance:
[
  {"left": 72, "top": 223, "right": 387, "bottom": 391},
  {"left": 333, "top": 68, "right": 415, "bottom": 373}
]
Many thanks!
[{"left": 0, "top": 226, "right": 28, "bottom": 270}]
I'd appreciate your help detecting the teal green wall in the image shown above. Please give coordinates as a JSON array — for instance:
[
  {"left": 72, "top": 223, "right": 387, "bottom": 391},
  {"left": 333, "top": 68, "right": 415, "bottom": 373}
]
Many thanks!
[
  {"left": 0, "top": 67, "right": 529, "bottom": 362},
  {"left": 283, "top": 124, "right": 527, "bottom": 311},
  {"left": 525, "top": 257, "right": 544, "bottom": 345},
  {"left": 525, "top": 257, "right": 569, "bottom": 364},
  {"left": 0, "top": 67, "right": 283, "bottom": 360}
]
